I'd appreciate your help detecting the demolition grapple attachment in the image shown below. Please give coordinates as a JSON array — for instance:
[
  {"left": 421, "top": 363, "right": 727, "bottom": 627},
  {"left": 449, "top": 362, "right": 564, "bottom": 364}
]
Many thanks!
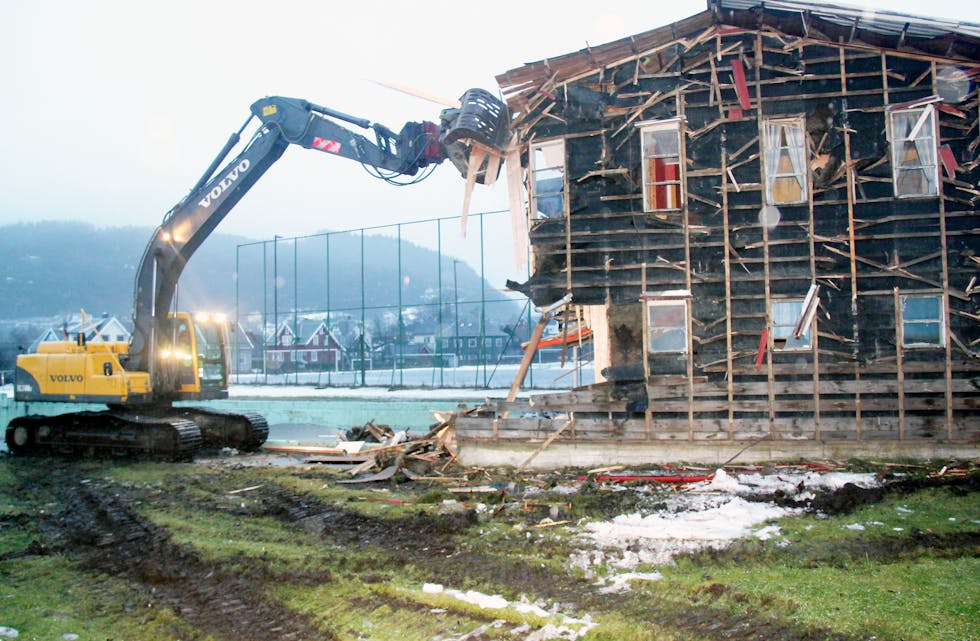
[{"left": 440, "top": 88, "right": 511, "bottom": 184}]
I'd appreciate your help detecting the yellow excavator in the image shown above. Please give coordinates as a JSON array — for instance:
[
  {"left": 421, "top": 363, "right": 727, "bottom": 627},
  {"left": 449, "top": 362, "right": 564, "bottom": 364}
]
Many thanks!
[{"left": 5, "top": 90, "right": 508, "bottom": 459}]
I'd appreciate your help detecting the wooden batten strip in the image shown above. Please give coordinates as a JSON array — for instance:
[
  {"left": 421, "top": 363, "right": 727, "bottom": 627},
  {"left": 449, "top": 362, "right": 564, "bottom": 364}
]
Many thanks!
[
  {"left": 933, "top": 61, "right": 956, "bottom": 441},
  {"left": 721, "top": 133, "right": 735, "bottom": 439},
  {"left": 893, "top": 287, "right": 906, "bottom": 439}
]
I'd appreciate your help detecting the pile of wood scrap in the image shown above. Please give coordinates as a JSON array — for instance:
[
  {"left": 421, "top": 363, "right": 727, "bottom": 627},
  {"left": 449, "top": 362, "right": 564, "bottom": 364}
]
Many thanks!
[{"left": 261, "top": 413, "right": 459, "bottom": 482}]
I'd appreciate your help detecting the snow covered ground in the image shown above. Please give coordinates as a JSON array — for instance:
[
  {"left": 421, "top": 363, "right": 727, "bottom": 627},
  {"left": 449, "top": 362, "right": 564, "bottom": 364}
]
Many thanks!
[
  {"left": 569, "top": 469, "right": 881, "bottom": 588},
  {"left": 232, "top": 360, "right": 593, "bottom": 390},
  {"left": 228, "top": 383, "right": 515, "bottom": 402}
]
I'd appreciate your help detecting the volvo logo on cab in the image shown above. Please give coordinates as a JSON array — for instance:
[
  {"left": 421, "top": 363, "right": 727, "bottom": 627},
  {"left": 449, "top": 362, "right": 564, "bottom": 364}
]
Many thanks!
[{"left": 49, "top": 374, "right": 83, "bottom": 383}]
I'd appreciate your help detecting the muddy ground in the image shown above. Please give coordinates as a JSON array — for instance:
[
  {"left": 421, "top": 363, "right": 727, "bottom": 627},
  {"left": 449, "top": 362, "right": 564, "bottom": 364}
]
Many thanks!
[{"left": 1, "top": 456, "right": 977, "bottom": 641}]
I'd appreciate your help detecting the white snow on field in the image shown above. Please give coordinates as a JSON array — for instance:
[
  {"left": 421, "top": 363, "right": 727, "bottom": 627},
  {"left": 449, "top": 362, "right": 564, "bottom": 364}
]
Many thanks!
[
  {"left": 587, "top": 496, "right": 790, "bottom": 543},
  {"left": 228, "top": 384, "right": 514, "bottom": 402},
  {"left": 232, "top": 360, "right": 593, "bottom": 391},
  {"left": 572, "top": 468, "right": 883, "bottom": 574},
  {"left": 701, "top": 468, "right": 880, "bottom": 497},
  {"left": 420, "top": 583, "right": 595, "bottom": 638}
]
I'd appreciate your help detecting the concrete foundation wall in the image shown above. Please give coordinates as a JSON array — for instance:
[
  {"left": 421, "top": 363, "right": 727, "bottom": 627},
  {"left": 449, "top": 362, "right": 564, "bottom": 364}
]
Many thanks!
[{"left": 458, "top": 440, "right": 979, "bottom": 470}]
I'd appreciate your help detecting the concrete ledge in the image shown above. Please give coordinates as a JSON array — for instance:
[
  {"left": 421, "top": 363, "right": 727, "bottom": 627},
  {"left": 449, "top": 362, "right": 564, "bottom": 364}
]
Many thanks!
[{"left": 457, "top": 440, "right": 980, "bottom": 469}]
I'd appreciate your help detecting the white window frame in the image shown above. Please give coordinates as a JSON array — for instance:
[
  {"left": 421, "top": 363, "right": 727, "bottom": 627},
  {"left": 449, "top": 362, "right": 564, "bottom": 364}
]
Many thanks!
[
  {"left": 645, "top": 300, "right": 689, "bottom": 353},
  {"left": 900, "top": 295, "right": 945, "bottom": 348},
  {"left": 763, "top": 117, "right": 808, "bottom": 205},
  {"left": 771, "top": 299, "right": 812, "bottom": 351},
  {"left": 639, "top": 119, "right": 684, "bottom": 212},
  {"left": 529, "top": 139, "right": 565, "bottom": 219},
  {"left": 888, "top": 105, "right": 939, "bottom": 198}
]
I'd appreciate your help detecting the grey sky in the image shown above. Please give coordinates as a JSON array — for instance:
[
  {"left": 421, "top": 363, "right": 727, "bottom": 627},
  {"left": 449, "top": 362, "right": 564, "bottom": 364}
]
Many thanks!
[{"left": 2, "top": 0, "right": 977, "bottom": 281}]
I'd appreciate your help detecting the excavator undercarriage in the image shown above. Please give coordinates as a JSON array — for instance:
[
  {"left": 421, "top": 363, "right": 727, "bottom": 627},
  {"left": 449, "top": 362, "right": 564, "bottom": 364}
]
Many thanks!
[{"left": 5, "top": 406, "right": 268, "bottom": 461}]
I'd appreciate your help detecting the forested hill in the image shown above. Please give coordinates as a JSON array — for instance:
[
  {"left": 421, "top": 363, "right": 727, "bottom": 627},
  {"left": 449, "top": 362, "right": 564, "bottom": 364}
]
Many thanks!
[{"left": 0, "top": 221, "right": 505, "bottom": 321}]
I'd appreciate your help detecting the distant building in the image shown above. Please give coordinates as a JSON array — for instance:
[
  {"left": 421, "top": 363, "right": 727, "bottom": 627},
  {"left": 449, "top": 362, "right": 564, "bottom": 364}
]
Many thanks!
[{"left": 33, "top": 314, "right": 131, "bottom": 351}]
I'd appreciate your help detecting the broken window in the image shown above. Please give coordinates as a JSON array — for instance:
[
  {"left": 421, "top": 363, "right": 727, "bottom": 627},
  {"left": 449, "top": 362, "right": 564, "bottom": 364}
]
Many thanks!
[
  {"left": 889, "top": 105, "right": 938, "bottom": 197},
  {"left": 529, "top": 139, "right": 565, "bottom": 218},
  {"left": 646, "top": 300, "right": 688, "bottom": 353},
  {"left": 763, "top": 118, "right": 808, "bottom": 204},
  {"left": 771, "top": 300, "right": 812, "bottom": 350},
  {"left": 640, "top": 120, "right": 683, "bottom": 212},
  {"left": 901, "top": 295, "right": 944, "bottom": 347}
]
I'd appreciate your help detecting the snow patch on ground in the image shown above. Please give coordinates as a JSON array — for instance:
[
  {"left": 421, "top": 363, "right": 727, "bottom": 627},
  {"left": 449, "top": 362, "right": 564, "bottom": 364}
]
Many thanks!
[
  {"left": 703, "top": 468, "right": 880, "bottom": 497},
  {"left": 597, "top": 571, "right": 664, "bottom": 594},
  {"left": 229, "top": 384, "right": 513, "bottom": 401},
  {"left": 421, "top": 583, "right": 595, "bottom": 637},
  {"left": 571, "top": 468, "right": 882, "bottom": 572}
]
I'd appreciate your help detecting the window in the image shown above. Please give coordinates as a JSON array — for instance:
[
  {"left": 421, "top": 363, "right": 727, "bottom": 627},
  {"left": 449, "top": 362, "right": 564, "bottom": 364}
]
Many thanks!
[
  {"left": 771, "top": 300, "right": 812, "bottom": 350},
  {"left": 310, "top": 351, "right": 318, "bottom": 362},
  {"left": 901, "top": 295, "right": 944, "bottom": 347},
  {"left": 646, "top": 301, "right": 688, "bottom": 352},
  {"left": 640, "top": 120, "right": 683, "bottom": 211},
  {"left": 763, "top": 118, "right": 808, "bottom": 204},
  {"left": 529, "top": 139, "right": 565, "bottom": 218},
  {"left": 889, "top": 106, "right": 938, "bottom": 197},
  {"left": 467, "top": 338, "right": 477, "bottom": 348}
]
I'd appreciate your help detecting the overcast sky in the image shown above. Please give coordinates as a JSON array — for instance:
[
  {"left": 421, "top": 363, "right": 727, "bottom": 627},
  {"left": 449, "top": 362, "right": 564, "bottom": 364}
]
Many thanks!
[{"left": 2, "top": 0, "right": 977, "bottom": 282}]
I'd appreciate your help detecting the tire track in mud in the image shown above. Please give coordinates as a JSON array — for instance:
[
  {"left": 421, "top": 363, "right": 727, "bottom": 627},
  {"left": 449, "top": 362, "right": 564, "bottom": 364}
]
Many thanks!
[
  {"left": 21, "top": 464, "right": 336, "bottom": 641},
  {"left": 246, "top": 481, "right": 887, "bottom": 641},
  {"left": 16, "top": 462, "right": 971, "bottom": 641}
]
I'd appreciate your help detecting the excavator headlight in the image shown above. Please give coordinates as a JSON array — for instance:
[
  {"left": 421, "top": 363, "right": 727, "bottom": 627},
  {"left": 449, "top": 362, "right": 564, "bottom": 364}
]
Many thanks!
[
  {"left": 159, "top": 349, "right": 173, "bottom": 359},
  {"left": 195, "top": 312, "right": 211, "bottom": 323}
]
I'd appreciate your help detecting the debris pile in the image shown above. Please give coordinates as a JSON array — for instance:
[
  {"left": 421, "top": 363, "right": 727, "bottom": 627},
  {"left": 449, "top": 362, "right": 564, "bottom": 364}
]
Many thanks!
[{"left": 262, "top": 412, "right": 459, "bottom": 482}]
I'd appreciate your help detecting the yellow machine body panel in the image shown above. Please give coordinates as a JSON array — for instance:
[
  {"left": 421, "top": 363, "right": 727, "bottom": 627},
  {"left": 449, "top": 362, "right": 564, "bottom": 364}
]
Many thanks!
[{"left": 15, "top": 341, "right": 152, "bottom": 403}]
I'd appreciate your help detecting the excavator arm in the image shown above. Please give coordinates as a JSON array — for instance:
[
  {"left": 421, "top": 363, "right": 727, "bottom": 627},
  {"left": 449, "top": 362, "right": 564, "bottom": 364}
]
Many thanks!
[{"left": 127, "top": 92, "right": 507, "bottom": 396}]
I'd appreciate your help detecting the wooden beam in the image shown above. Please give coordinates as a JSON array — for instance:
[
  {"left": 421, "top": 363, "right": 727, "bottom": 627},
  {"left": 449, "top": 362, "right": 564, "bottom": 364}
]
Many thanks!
[
  {"left": 840, "top": 43, "right": 862, "bottom": 440},
  {"left": 503, "top": 311, "right": 554, "bottom": 416},
  {"left": 894, "top": 287, "right": 906, "bottom": 440},
  {"left": 516, "top": 418, "right": 574, "bottom": 473}
]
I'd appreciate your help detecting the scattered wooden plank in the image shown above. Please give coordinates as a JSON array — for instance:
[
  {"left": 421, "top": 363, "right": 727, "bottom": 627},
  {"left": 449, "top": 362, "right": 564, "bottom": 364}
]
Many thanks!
[{"left": 337, "top": 465, "right": 398, "bottom": 484}]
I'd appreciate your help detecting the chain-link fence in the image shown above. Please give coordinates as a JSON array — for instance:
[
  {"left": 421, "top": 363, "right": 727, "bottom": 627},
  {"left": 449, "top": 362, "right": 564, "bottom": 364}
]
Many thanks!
[{"left": 233, "top": 210, "right": 593, "bottom": 389}]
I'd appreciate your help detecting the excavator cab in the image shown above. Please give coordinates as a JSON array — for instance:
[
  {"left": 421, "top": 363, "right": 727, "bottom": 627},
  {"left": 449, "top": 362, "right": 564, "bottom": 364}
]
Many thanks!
[{"left": 158, "top": 312, "right": 231, "bottom": 401}]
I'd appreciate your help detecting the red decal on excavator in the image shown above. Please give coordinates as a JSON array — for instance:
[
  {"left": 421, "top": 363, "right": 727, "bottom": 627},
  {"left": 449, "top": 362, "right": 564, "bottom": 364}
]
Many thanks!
[{"left": 312, "top": 137, "right": 341, "bottom": 154}]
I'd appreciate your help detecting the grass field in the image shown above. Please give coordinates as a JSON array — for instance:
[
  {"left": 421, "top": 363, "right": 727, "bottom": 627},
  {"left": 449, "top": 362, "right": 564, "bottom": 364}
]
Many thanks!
[{"left": 0, "top": 457, "right": 976, "bottom": 640}]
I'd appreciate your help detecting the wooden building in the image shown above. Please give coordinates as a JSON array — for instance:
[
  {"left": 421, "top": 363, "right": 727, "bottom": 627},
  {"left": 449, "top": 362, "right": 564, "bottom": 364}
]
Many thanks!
[{"left": 457, "top": 0, "right": 980, "bottom": 465}]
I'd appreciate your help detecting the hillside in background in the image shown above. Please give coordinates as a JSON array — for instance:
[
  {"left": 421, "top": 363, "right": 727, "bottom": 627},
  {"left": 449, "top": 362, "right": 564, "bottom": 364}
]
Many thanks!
[{"left": 0, "top": 221, "right": 517, "bottom": 326}]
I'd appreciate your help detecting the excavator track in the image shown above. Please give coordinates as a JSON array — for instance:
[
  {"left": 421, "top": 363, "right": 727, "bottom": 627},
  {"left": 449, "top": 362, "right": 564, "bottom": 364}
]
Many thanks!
[
  {"left": 5, "top": 411, "right": 202, "bottom": 461},
  {"left": 169, "top": 407, "right": 269, "bottom": 452},
  {"left": 5, "top": 405, "right": 270, "bottom": 460}
]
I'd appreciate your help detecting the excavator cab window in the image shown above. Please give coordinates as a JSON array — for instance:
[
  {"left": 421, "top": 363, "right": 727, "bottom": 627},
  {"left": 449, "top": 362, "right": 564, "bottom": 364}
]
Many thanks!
[
  {"left": 174, "top": 319, "right": 196, "bottom": 386},
  {"left": 194, "top": 320, "right": 228, "bottom": 385}
]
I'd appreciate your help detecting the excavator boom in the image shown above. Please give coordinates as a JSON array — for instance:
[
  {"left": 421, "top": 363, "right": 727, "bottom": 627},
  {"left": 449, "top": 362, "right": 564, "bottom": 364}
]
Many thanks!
[{"left": 7, "top": 89, "right": 509, "bottom": 459}]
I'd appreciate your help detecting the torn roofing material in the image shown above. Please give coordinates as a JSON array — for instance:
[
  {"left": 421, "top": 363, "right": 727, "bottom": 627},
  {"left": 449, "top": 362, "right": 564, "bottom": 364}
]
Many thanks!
[{"left": 496, "top": 0, "right": 980, "bottom": 119}]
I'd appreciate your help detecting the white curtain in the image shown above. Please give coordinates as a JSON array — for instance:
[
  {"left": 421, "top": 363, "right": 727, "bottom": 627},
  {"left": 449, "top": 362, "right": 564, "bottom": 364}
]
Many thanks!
[
  {"left": 764, "top": 119, "right": 806, "bottom": 202},
  {"left": 911, "top": 109, "right": 937, "bottom": 192},
  {"left": 763, "top": 121, "right": 782, "bottom": 202},
  {"left": 785, "top": 121, "right": 807, "bottom": 197}
]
